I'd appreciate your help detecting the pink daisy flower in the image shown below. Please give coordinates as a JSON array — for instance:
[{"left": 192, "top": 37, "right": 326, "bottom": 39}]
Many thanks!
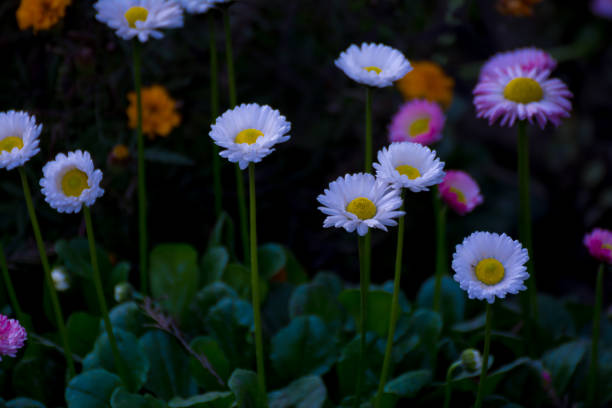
[
  {"left": 388, "top": 99, "right": 445, "bottom": 145},
  {"left": 0, "top": 315, "right": 27, "bottom": 360},
  {"left": 584, "top": 228, "right": 612, "bottom": 264},
  {"left": 479, "top": 47, "right": 557, "bottom": 79},
  {"left": 473, "top": 66, "right": 572, "bottom": 129},
  {"left": 439, "top": 170, "right": 483, "bottom": 215},
  {"left": 592, "top": 0, "right": 612, "bottom": 19}
]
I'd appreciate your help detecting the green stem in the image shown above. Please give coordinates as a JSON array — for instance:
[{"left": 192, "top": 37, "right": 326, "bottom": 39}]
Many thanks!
[
  {"left": 132, "top": 39, "right": 148, "bottom": 294},
  {"left": 0, "top": 243, "right": 25, "bottom": 323},
  {"left": 587, "top": 263, "right": 604, "bottom": 407},
  {"left": 83, "top": 206, "right": 130, "bottom": 387},
  {"left": 209, "top": 12, "right": 223, "bottom": 217},
  {"left": 433, "top": 188, "right": 447, "bottom": 313},
  {"left": 236, "top": 165, "right": 249, "bottom": 263},
  {"left": 375, "top": 200, "right": 405, "bottom": 408},
  {"left": 443, "top": 361, "right": 462, "bottom": 408},
  {"left": 365, "top": 87, "right": 373, "bottom": 173},
  {"left": 248, "top": 163, "right": 266, "bottom": 393},
  {"left": 355, "top": 232, "right": 371, "bottom": 408},
  {"left": 474, "top": 303, "right": 492, "bottom": 408},
  {"left": 18, "top": 166, "right": 76, "bottom": 378}
]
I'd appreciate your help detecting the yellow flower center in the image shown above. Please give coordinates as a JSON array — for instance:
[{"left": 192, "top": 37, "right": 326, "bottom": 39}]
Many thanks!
[
  {"left": 449, "top": 187, "right": 466, "bottom": 204},
  {"left": 503, "top": 77, "right": 543, "bottom": 104},
  {"left": 475, "top": 258, "right": 505, "bottom": 285},
  {"left": 603, "top": 243, "right": 612, "bottom": 252},
  {"left": 395, "top": 165, "right": 421, "bottom": 180},
  {"left": 61, "top": 168, "right": 89, "bottom": 197},
  {"left": 363, "top": 66, "right": 382, "bottom": 74},
  {"left": 0, "top": 136, "right": 24, "bottom": 153},
  {"left": 125, "top": 6, "right": 148, "bottom": 28},
  {"left": 409, "top": 117, "right": 430, "bottom": 137},
  {"left": 346, "top": 197, "right": 376, "bottom": 220},
  {"left": 235, "top": 128, "right": 263, "bottom": 145}
]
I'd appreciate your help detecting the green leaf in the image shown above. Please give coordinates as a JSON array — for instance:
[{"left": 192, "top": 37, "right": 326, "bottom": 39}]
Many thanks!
[
  {"left": 67, "top": 312, "right": 100, "bottom": 357},
  {"left": 5, "top": 398, "right": 45, "bottom": 408},
  {"left": 384, "top": 369, "right": 431, "bottom": 398},
  {"left": 338, "top": 289, "right": 392, "bottom": 338},
  {"left": 283, "top": 248, "right": 308, "bottom": 285},
  {"left": 289, "top": 283, "right": 343, "bottom": 325},
  {"left": 262, "top": 283, "right": 294, "bottom": 334},
  {"left": 268, "top": 376, "right": 326, "bottom": 408},
  {"left": 65, "top": 369, "right": 122, "bottom": 408},
  {"left": 144, "top": 148, "right": 194, "bottom": 166},
  {"left": 258, "top": 243, "right": 287, "bottom": 280},
  {"left": 190, "top": 282, "right": 238, "bottom": 325},
  {"left": 108, "top": 301, "right": 148, "bottom": 337},
  {"left": 336, "top": 333, "right": 384, "bottom": 396},
  {"left": 201, "top": 246, "right": 229, "bottom": 286},
  {"left": 168, "top": 392, "right": 234, "bottom": 408},
  {"left": 208, "top": 212, "right": 235, "bottom": 259},
  {"left": 222, "top": 263, "right": 267, "bottom": 301},
  {"left": 110, "top": 388, "right": 166, "bottom": 408},
  {"left": 189, "top": 336, "right": 230, "bottom": 391},
  {"left": 270, "top": 316, "right": 338, "bottom": 381},
  {"left": 416, "top": 276, "right": 465, "bottom": 325},
  {"left": 150, "top": 244, "right": 199, "bottom": 321},
  {"left": 228, "top": 369, "right": 267, "bottom": 408},
  {"left": 311, "top": 272, "right": 343, "bottom": 296},
  {"left": 83, "top": 328, "right": 149, "bottom": 392},
  {"left": 139, "top": 331, "right": 196, "bottom": 401},
  {"left": 406, "top": 309, "right": 442, "bottom": 368},
  {"left": 482, "top": 358, "right": 532, "bottom": 396},
  {"left": 12, "top": 352, "right": 63, "bottom": 402},
  {"left": 542, "top": 340, "right": 588, "bottom": 394},
  {"left": 536, "top": 294, "right": 575, "bottom": 341}
]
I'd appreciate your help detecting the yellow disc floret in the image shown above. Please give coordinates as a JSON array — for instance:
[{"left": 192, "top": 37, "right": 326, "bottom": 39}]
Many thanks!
[
  {"left": 449, "top": 187, "right": 466, "bottom": 204},
  {"left": 0, "top": 136, "right": 24, "bottom": 153},
  {"left": 346, "top": 197, "right": 376, "bottom": 220},
  {"left": 125, "top": 6, "right": 148, "bottom": 28},
  {"left": 503, "top": 77, "right": 543, "bottom": 104},
  {"left": 235, "top": 128, "right": 264, "bottom": 145},
  {"left": 61, "top": 168, "right": 89, "bottom": 197},
  {"left": 409, "top": 117, "right": 430, "bottom": 137},
  {"left": 475, "top": 258, "right": 505, "bottom": 285},
  {"left": 396, "top": 164, "right": 421, "bottom": 180},
  {"left": 363, "top": 66, "right": 382, "bottom": 74}
]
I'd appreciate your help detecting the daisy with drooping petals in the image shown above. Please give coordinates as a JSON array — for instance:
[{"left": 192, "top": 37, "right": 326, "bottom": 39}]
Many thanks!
[
  {"left": 592, "top": 0, "right": 612, "bottom": 19},
  {"left": 94, "top": 0, "right": 184, "bottom": 42},
  {"left": 0, "top": 111, "right": 42, "bottom": 171},
  {"left": 373, "top": 142, "right": 445, "bottom": 192},
  {"left": 439, "top": 170, "right": 483, "bottom": 215},
  {"left": 584, "top": 228, "right": 612, "bottom": 264},
  {"left": 479, "top": 47, "right": 557, "bottom": 79},
  {"left": 40, "top": 150, "right": 104, "bottom": 214},
  {"left": 0, "top": 315, "right": 27, "bottom": 360},
  {"left": 335, "top": 43, "right": 412, "bottom": 88},
  {"left": 317, "top": 173, "right": 404, "bottom": 236},
  {"left": 388, "top": 99, "right": 445, "bottom": 145},
  {"left": 209, "top": 103, "right": 291, "bottom": 170},
  {"left": 452, "top": 231, "right": 529, "bottom": 304},
  {"left": 396, "top": 61, "right": 454, "bottom": 109},
  {"left": 473, "top": 66, "right": 572, "bottom": 129}
]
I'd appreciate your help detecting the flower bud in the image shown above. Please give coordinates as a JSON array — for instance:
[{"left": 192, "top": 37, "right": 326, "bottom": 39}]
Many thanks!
[
  {"left": 51, "top": 266, "right": 70, "bottom": 292},
  {"left": 460, "top": 348, "right": 482, "bottom": 372},
  {"left": 114, "top": 282, "right": 133, "bottom": 303}
]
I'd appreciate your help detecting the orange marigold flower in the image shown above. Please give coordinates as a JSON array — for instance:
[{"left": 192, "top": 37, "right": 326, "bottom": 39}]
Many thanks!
[
  {"left": 16, "top": 0, "right": 71, "bottom": 33},
  {"left": 126, "top": 85, "right": 181, "bottom": 140},
  {"left": 496, "top": 0, "right": 542, "bottom": 17},
  {"left": 395, "top": 61, "right": 454, "bottom": 109}
]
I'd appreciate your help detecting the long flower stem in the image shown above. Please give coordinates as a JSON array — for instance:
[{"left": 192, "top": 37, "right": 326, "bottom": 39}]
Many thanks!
[
  {"left": 248, "top": 163, "right": 265, "bottom": 393},
  {"left": 587, "top": 263, "right": 604, "bottom": 407},
  {"left": 474, "top": 303, "right": 492, "bottom": 408},
  {"left": 83, "top": 206, "right": 129, "bottom": 387},
  {"left": 223, "top": 6, "right": 249, "bottom": 263},
  {"left": 433, "top": 188, "right": 447, "bottom": 313},
  {"left": 18, "top": 166, "right": 76, "bottom": 378},
  {"left": 375, "top": 199, "right": 405, "bottom": 408},
  {"left": 355, "top": 232, "right": 371, "bottom": 408},
  {"left": 132, "top": 39, "right": 148, "bottom": 294},
  {"left": 365, "top": 87, "right": 373, "bottom": 173},
  {"left": 209, "top": 12, "right": 222, "bottom": 217},
  {"left": 0, "top": 243, "right": 25, "bottom": 323},
  {"left": 443, "top": 361, "right": 461, "bottom": 408}
]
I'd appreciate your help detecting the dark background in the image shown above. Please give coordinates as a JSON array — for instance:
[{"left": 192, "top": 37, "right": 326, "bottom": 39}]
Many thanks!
[{"left": 1, "top": 0, "right": 611, "bottom": 313}]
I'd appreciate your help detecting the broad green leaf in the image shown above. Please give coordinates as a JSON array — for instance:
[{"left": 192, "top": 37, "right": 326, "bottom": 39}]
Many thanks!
[
  {"left": 168, "top": 392, "right": 234, "bottom": 408},
  {"left": 189, "top": 336, "right": 230, "bottom": 391},
  {"left": 416, "top": 276, "right": 465, "bottom": 325},
  {"left": 263, "top": 282, "right": 293, "bottom": 334},
  {"left": 338, "top": 289, "right": 393, "bottom": 338},
  {"left": 139, "top": 331, "right": 196, "bottom": 400},
  {"left": 65, "top": 369, "right": 121, "bottom": 408},
  {"left": 201, "top": 246, "right": 229, "bottom": 286},
  {"left": 384, "top": 369, "right": 431, "bottom": 398},
  {"left": 150, "top": 244, "right": 199, "bottom": 321},
  {"left": 542, "top": 340, "right": 588, "bottom": 394},
  {"left": 83, "top": 328, "right": 149, "bottom": 392},
  {"left": 270, "top": 316, "right": 338, "bottom": 380},
  {"left": 336, "top": 333, "right": 384, "bottom": 396},
  {"left": 108, "top": 301, "right": 148, "bottom": 337},
  {"left": 189, "top": 282, "right": 238, "bottom": 326},
  {"left": 228, "top": 369, "right": 267, "bottom": 408},
  {"left": 258, "top": 243, "right": 286, "bottom": 280},
  {"left": 222, "top": 263, "right": 267, "bottom": 301},
  {"left": 110, "top": 387, "right": 166, "bottom": 408},
  {"left": 283, "top": 248, "right": 307, "bottom": 284},
  {"left": 67, "top": 312, "right": 100, "bottom": 357},
  {"left": 311, "top": 272, "right": 343, "bottom": 296},
  {"left": 406, "top": 309, "right": 442, "bottom": 369},
  {"left": 289, "top": 283, "right": 343, "bottom": 325},
  {"left": 5, "top": 398, "right": 45, "bottom": 408},
  {"left": 268, "top": 376, "right": 326, "bottom": 408}
]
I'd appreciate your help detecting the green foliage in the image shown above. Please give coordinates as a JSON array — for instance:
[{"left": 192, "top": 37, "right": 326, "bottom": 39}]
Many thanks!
[
  {"left": 110, "top": 388, "right": 167, "bottom": 408},
  {"left": 416, "top": 276, "right": 465, "bottom": 325},
  {"left": 66, "top": 312, "right": 100, "bottom": 357},
  {"left": 189, "top": 337, "right": 230, "bottom": 391},
  {"left": 338, "top": 289, "right": 393, "bottom": 338},
  {"left": 200, "top": 246, "right": 229, "bottom": 286},
  {"left": 65, "top": 369, "right": 122, "bottom": 408},
  {"left": 168, "top": 392, "right": 234, "bottom": 408},
  {"left": 268, "top": 376, "right": 327, "bottom": 408},
  {"left": 228, "top": 369, "right": 267, "bottom": 408}
]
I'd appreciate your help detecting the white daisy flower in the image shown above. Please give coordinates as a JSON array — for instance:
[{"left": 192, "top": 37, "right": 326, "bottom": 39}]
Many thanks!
[
  {"left": 335, "top": 43, "right": 412, "bottom": 88},
  {"left": 176, "top": 0, "right": 230, "bottom": 14},
  {"left": 0, "top": 111, "right": 42, "bottom": 171},
  {"left": 452, "top": 231, "right": 529, "bottom": 304},
  {"left": 40, "top": 150, "right": 105, "bottom": 214},
  {"left": 317, "top": 173, "right": 404, "bottom": 236},
  {"left": 373, "top": 142, "right": 445, "bottom": 192},
  {"left": 94, "top": 0, "right": 184, "bottom": 42},
  {"left": 209, "top": 103, "right": 291, "bottom": 170}
]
